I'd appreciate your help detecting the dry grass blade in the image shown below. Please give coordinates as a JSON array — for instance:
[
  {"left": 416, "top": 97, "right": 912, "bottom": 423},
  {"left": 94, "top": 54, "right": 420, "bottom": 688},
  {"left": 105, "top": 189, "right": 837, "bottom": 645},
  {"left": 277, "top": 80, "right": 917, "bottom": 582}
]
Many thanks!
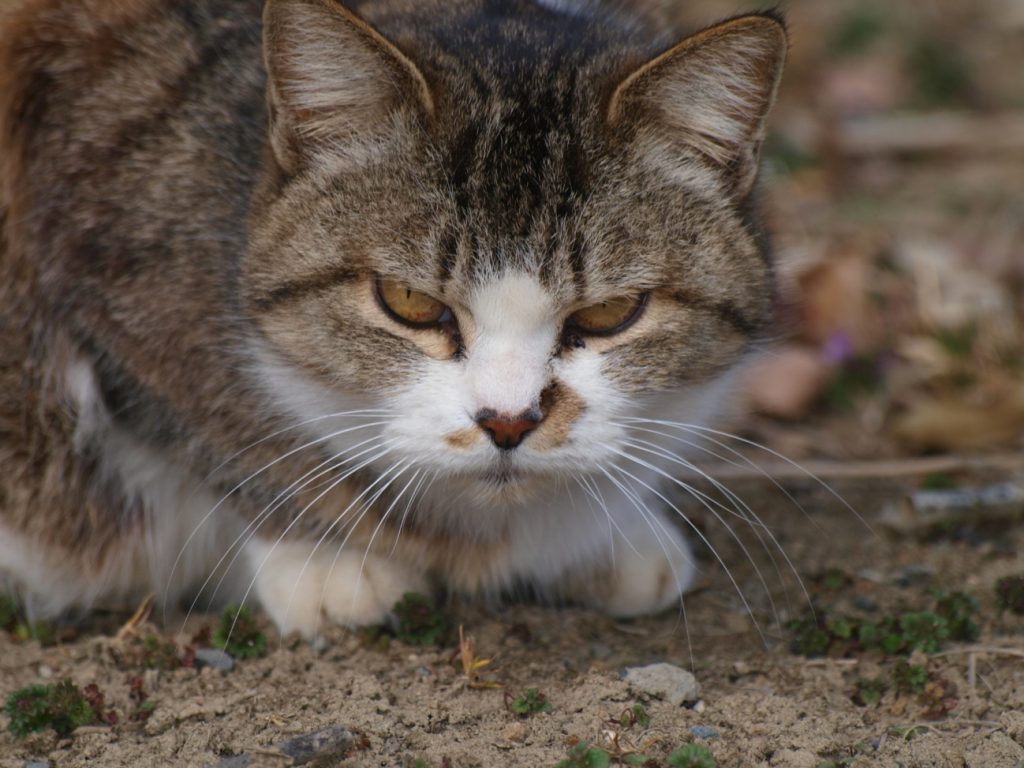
[
  {"left": 458, "top": 625, "right": 501, "bottom": 690},
  {"left": 115, "top": 594, "right": 154, "bottom": 641}
]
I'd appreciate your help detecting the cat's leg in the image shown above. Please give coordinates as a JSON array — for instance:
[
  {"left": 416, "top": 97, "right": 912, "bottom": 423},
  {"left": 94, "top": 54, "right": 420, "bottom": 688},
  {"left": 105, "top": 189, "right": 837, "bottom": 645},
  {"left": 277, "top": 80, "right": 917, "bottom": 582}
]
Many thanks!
[
  {"left": 246, "top": 537, "right": 428, "bottom": 638},
  {"left": 560, "top": 503, "right": 699, "bottom": 618}
]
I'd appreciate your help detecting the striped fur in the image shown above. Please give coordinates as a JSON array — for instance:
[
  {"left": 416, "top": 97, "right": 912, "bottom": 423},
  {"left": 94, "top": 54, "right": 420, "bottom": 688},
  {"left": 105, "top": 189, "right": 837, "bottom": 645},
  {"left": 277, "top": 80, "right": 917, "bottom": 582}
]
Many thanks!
[{"left": 0, "top": 0, "right": 785, "bottom": 635}]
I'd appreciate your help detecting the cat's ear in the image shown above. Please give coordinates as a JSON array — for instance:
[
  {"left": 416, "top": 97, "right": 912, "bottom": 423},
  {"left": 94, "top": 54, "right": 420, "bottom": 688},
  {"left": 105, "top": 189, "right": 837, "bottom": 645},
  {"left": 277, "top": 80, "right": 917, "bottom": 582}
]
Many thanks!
[
  {"left": 262, "top": 0, "right": 434, "bottom": 172},
  {"left": 608, "top": 14, "right": 787, "bottom": 199}
]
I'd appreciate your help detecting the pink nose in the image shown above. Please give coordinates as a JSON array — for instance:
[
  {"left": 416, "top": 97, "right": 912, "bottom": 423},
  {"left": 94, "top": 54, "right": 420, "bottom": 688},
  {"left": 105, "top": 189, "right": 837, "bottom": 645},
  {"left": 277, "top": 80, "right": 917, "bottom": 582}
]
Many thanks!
[{"left": 475, "top": 408, "right": 541, "bottom": 450}]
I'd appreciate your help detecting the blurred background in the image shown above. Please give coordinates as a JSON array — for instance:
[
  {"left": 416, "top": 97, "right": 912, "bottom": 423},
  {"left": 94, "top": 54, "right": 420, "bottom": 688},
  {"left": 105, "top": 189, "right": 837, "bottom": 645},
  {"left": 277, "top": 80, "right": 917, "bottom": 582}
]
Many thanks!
[{"left": 672, "top": 0, "right": 1024, "bottom": 463}]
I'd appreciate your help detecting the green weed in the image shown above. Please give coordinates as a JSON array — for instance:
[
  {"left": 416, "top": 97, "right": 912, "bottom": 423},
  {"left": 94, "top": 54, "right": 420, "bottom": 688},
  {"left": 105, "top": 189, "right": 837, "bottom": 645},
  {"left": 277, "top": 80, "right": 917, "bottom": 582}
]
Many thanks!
[
  {"left": 507, "top": 687, "right": 552, "bottom": 717},
  {"left": 392, "top": 593, "right": 449, "bottom": 646},
  {"left": 213, "top": 604, "right": 267, "bottom": 659},
  {"left": 5, "top": 680, "right": 96, "bottom": 738}
]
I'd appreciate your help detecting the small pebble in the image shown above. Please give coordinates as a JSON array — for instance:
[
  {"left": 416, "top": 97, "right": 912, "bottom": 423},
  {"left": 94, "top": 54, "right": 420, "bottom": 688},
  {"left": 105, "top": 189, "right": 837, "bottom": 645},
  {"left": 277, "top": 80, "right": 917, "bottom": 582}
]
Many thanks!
[
  {"left": 194, "top": 647, "right": 235, "bottom": 672},
  {"left": 689, "top": 725, "right": 719, "bottom": 739},
  {"left": 896, "top": 563, "right": 935, "bottom": 587},
  {"left": 693, "top": 700, "right": 706, "bottom": 714},
  {"left": 588, "top": 642, "right": 612, "bottom": 660},
  {"left": 24, "top": 762, "right": 50, "bottom": 768},
  {"left": 37, "top": 664, "right": 53, "bottom": 679},
  {"left": 415, "top": 665, "right": 432, "bottom": 677},
  {"left": 852, "top": 595, "right": 879, "bottom": 613},
  {"left": 623, "top": 662, "right": 700, "bottom": 706},
  {"left": 501, "top": 721, "right": 527, "bottom": 743}
]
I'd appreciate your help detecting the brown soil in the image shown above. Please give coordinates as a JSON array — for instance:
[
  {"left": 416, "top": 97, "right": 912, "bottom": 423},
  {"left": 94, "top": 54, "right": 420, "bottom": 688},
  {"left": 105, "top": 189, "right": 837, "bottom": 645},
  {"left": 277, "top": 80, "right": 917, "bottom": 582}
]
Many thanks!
[{"left": 3, "top": 478, "right": 1023, "bottom": 768}]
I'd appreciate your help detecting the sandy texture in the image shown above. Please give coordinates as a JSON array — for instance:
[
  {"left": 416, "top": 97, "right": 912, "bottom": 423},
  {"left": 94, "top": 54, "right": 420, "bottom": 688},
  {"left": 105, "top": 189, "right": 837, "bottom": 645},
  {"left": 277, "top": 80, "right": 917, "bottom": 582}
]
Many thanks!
[{"left": 3, "top": 480, "right": 1023, "bottom": 767}]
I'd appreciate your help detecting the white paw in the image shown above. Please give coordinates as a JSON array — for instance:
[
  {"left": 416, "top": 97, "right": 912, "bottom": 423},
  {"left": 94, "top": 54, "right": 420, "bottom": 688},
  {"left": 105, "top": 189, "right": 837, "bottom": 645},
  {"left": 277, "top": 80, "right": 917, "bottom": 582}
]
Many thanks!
[
  {"left": 246, "top": 539, "right": 428, "bottom": 639},
  {"left": 589, "top": 524, "right": 698, "bottom": 618}
]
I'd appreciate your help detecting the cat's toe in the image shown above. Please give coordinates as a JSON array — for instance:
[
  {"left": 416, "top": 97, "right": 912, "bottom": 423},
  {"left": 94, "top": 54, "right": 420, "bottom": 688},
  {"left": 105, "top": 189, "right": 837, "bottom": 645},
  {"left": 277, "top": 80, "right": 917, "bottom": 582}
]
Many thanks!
[
  {"left": 581, "top": 532, "right": 698, "bottom": 618},
  {"left": 246, "top": 540, "right": 426, "bottom": 639}
]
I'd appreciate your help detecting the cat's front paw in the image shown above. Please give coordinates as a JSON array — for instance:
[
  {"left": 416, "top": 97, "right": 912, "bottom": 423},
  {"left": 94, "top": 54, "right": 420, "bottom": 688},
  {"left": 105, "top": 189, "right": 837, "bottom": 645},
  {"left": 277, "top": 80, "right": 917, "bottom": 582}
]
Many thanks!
[
  {"left": 246, "top": 539, "right": 428, "bottom": 639},
  {"left": 570, "top": 526, "right": 698, "bottom": 618}
]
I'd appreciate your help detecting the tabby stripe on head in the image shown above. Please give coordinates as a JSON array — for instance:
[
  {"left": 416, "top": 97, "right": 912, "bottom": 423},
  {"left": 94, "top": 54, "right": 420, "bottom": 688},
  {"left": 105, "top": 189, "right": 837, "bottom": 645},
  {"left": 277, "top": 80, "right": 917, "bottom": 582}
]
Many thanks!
[
  {"left": 672, "top": 290, "right": 761, "bottom": 338},
  {"left": 254, "top": 265, "right": 361, "bottom": 309}
]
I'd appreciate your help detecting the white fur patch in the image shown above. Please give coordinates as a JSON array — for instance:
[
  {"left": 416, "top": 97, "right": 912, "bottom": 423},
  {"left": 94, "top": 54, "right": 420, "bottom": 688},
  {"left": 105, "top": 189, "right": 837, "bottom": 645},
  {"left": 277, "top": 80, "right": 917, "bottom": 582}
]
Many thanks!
[
  {"left": 0, "top": 357, "right": 247, "bottom": 619},
  {"left": 466, "top": 272, "right": 558, "bottom": 416}
]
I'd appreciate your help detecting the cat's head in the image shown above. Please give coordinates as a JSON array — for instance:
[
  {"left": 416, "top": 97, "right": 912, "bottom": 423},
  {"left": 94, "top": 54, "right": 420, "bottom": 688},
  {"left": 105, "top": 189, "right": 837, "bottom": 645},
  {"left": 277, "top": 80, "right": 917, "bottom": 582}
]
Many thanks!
[{"left": 244, "top": 0, "right": 786, "bottom": 505}]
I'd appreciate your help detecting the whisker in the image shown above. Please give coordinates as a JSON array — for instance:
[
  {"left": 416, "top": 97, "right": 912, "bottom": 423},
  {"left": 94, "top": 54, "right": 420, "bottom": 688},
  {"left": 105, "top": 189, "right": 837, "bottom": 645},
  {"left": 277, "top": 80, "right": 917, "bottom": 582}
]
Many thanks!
[
  {"left": 179, "top": 435, "right": 395, "bottom": 629},
  {"left": 601, "top": 465, "right": 694, "bottom": 665},
  {"left": 605, "top": 451, "right": 769, "bottom": 646},
  {"left": 620, "top": 437, "right": 808, "bottom": 620},
  {"left": 574, "top": 472, "right": 621, "bottom": 567},
  {"left": 192, "top": 441, "right": 395, "bottom": 637},
  {"left": 276, "top": 457, "right": 408, "bottom": 637},
  {"left": 164, "top": 417, "right": 391, "bottom": 619},
  {"left": 618, "top": 421, "right": 822, "bottom": 534},
  {"left": 388, "top": 469, "right": 437, "bottom": 559},
  {"left": 622, "top": 417, "right": 873, "bottom": 534}
]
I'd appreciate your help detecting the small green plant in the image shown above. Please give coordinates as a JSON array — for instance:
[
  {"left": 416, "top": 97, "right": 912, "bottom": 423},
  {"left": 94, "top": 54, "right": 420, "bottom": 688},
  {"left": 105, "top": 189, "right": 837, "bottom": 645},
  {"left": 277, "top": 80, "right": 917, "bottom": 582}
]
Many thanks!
[
  {"left": 852, "top": 677, "right": 887, "bottom": 707},
  {"left": 995, "top": 575, "right": 1024, "bottom": 615},
  {"left": 555, "top": 743, "right": 611, "bottom": 768},
  {"left": 895, "top": 612, "right": 949, "bottom": 654},
  {"left": 13, "top": 619, "right": 57, "bottom": 646},
  {"left": 619, "top": 703, "right": 651, "bottom": 729},
  {"left": 213, "top": 604, "right": 267, "bottom": 659},
  {"left": 0, "top": 594, "right": 18, "bottom": 629},
  {"left": 667, "top": 744, "right": 717, "bottom": 768},
  {"left": 788, "top": 588, "right": 978, "bottom": 658},
  {"left": 893, "top": 661, "right": 929, "bottom": 693},
  {"left": 140, "top": 634, "right": 182, "bottom": 670},
  {"left": 392, "top": 592, "right": 449, "bottom": 646},
  {"left": 933, "top": 592, "right": 979, "bottom": 642},
  {"left": 507, "top": 687, "right": 552, "bottom": 717},
  {"left": 908, "top": 37, "right": 972, "bottom": 108},
  {"left": 5, "top": 680, "right": 96, "bottom": 738}
]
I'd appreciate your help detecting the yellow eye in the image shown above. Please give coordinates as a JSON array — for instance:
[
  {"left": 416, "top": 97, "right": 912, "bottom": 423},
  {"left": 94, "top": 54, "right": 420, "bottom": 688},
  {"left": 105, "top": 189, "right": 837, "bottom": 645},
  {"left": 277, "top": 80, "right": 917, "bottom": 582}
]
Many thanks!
[
  {"left": 568, "top": 293, "right": 647, "bottom": 335},
  {"left": 376, "top": 278, "right": 450, "bottom": 327}
]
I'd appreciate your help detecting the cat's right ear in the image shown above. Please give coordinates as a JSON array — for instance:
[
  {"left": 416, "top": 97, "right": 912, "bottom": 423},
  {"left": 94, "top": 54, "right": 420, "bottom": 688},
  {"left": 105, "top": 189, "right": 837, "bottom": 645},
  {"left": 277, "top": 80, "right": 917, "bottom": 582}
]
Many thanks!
[
  {"left": 607, "top": 13, "right": 787, "bottom": 200},
  {"left": 262, "top": 0, "right": 434, "bottom": 173}
]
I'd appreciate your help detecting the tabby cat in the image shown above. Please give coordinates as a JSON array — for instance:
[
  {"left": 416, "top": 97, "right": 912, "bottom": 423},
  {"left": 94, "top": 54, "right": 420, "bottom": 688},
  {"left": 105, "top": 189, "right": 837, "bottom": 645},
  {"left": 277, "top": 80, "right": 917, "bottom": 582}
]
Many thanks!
[{"left": 0, "top": 0, "right": 786, "bottom": 637}]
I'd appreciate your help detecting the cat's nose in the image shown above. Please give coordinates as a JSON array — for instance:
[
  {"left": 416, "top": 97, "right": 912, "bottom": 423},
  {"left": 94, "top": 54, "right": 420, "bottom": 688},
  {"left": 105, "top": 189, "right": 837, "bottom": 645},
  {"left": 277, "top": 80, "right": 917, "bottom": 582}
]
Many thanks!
[{"left": 474, "top": 407, "right": 542, "bottom": 450}]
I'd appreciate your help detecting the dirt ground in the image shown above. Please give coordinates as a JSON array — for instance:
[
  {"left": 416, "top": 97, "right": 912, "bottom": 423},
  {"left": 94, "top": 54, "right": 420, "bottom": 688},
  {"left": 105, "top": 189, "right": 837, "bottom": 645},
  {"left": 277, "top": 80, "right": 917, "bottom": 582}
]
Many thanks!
[{"left": 3, "top": 475, "right": 1024, "bottom": 768}]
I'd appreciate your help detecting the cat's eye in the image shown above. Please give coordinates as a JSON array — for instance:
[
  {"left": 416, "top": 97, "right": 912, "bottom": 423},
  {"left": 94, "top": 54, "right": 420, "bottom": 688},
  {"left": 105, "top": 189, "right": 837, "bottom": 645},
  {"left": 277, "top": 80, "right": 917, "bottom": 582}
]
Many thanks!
[
  {"left": 376, "top": 277, "right": 451, "bottom": 328},
  {"left": 567, "top": 293, "right": 648, "bottom": 336}
]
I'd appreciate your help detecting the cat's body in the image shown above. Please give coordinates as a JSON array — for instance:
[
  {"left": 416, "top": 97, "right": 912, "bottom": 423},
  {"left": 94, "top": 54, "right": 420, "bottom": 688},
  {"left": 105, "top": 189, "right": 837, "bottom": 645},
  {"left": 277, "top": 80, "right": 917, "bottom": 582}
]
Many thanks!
[{"left": 0, "top": 0, "right": 785, "bottom": 636}]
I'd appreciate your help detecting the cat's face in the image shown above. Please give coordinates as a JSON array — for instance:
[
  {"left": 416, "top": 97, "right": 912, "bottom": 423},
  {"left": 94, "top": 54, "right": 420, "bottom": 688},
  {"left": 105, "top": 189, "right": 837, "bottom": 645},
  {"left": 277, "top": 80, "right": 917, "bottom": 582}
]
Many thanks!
[{"left": 245, "top": 0, "right": 785, "bottom": 505}]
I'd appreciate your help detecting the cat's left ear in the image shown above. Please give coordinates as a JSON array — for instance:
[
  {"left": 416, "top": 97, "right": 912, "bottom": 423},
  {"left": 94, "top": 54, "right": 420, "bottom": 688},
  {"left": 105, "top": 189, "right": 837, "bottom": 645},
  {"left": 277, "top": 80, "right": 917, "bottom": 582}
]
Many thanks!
[
  {"left": 263, "top": 0, "right": 434, "bottom": 172},
  {"left": 608, "top": 13, "right": 787, "bottom": 199}
]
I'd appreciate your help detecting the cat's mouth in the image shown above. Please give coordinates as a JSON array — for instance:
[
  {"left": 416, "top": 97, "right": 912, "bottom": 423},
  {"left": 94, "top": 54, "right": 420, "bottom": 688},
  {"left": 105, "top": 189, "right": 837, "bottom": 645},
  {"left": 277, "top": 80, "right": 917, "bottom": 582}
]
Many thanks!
[{"left": 480, "top": 465, "right": 525, "bottom": 486}]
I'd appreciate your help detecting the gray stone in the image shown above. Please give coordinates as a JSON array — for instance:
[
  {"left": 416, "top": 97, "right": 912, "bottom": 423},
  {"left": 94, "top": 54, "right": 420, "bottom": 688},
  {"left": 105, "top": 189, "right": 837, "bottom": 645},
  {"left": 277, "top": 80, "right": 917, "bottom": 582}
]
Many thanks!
[
  {"left": 194, "top": 647, "right": 235, "bottom": 672},
  {"left": 689, "top": 725, "right": 719, "bottom": 739},
  {"left": 623, "top": 662, "right": 700, "bottom": 706}
]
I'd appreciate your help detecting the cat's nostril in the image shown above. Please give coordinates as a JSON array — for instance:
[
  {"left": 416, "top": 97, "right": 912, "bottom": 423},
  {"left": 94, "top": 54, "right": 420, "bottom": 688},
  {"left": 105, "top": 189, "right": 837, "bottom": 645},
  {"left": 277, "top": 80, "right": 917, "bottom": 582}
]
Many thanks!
[{"left": 474, "top": 408, "right": 541, "bottom": 450}]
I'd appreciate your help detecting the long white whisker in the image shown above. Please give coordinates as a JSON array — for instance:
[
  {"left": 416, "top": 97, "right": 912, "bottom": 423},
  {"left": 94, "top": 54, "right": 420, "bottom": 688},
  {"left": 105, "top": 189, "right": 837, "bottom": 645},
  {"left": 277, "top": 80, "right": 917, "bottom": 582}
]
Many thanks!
[
  {"left": 602, "top": 465, "right": 694, "bottom": 666},
  {"left": 622, "top": 417, "right": 873, "bottom": 534},
  {"left": 605, "top": 451, "right": 769, "bottom": 645},
  {"left": 618, "top": 421, "right": 822, "bottom": 534},
  {"left": 350, "top": 465, "right": 422, "bottom": 610},
  {"left": 388, "top": 469, "right": 436, "bottom": 559},
  {"left": 620, "top": 437, "right": 806, "bottom": 622},
  {"left": 179, "top": 435, "right": 395, "bottom": 629},
  {"left": 279, "top": 457, "right": 407, "bottom": 636},
  {"left": 165, "top": 418, "right": 391, "bottom": 619},
  {"left": 224, "top": 446, "right": 397, "bottom": 642}
]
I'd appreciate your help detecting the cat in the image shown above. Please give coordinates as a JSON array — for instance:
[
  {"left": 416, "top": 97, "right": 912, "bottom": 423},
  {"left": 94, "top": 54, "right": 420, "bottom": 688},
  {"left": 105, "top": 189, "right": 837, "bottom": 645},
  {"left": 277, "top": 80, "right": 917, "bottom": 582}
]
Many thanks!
[{"left": 0, "top": 0, "right": 786, "bottom": 639}]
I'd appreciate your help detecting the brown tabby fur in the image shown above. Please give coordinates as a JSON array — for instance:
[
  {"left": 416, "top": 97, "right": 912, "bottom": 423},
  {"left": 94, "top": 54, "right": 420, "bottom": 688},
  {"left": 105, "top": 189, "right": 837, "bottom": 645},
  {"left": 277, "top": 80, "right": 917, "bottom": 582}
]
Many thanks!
[{"left": 0, "top": 0, "right": 785, "bottom": 620}]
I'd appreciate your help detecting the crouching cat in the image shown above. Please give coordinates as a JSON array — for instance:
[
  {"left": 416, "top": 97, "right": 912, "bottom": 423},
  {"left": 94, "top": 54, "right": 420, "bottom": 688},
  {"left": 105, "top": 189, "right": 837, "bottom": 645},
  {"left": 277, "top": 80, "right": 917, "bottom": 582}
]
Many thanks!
[{"left": 0, "top": 0, "right": 786, "bottom": 638}]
